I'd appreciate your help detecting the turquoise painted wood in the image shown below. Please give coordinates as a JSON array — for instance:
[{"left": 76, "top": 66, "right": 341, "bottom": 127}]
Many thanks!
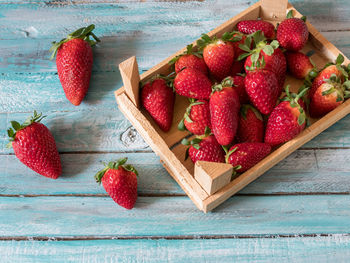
[
  {"left": 1, "top": 0, "right": 350, "bottom": 261},
  {"left": 1, "top": 195, "right": 350, "bottom": 237},
  {"left": 2, "top": 149, "right": 350, "bottom": 195},
  {"left": 1, "top": 236, "right": 350, "bottom": 263}
]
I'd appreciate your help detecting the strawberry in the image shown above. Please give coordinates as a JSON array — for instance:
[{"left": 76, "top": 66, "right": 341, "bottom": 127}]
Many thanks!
[
  {"left": 174, "top": 68, "right": 212, "bottom": 100},
  {"left": 237, "top": 20, "right": 276, "bottom": 39},
  {"left": 244, "top": 69, "right": 280, "bottom": 115},
  {"left": 240, "top": 32, "right": 286, "bottom": 90},
  {"left": 232, "top": 74, "right": 249, "bottom": 104},
  {"left": 182, "top": 131, "right": 225, "bottom": 164},
  {"left": 95, "top": 158, "right": 138, "bottom": 210},
  {"left": 169, "top": 44, "right": 208, "bottom": 75},
  {"left": 225, "top": 143, "right": 271, "bottom": 173},
  {"left": 141, "top": 77, "right": 175, "bottom": 132},
  {"left": 197, "top": 34, "right": 235, "bottom": 81},
  {"left": 265, "top": 86, "right": 308, "bottom": 146},
  {"left": 7, "top": 111, "right": 61, "bottom": 179},
  {"left": 309, "top": 54, "right": 348, "bottom": 98},
  {"left": 285, "top": 51, "right": 318, "bottom": 79},
  {"left": 236, "top": 105, "right": 264, "bottom": 143},
  {"left": 222, "top": 31, "right": 248, "bottom": 60},
  {"left": 309, "top": 78, "right": 350, "bottom": 118},
  {"left": 276, "top": 11, "right": 309, "bottom": 51},
  {"left": 178, "top": 99, "right": 211, "bottom": 135},
  {"left": 50, "top": 24, "right": 100, "bottom": 106},
  {"left": 210, "top": 77, "right": 240, "bottom": 146}
]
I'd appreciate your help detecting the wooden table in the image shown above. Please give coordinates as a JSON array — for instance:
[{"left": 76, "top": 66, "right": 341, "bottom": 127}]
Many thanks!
[{"left": 1, "top": 0, "right": 350, "bottom": 261}]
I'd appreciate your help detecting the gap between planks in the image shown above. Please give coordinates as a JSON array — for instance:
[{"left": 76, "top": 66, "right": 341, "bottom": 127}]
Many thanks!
[
  {"left": 0, "top": 233, "right": 349, "bottom": 241},
  {"left": 0, "top": 192, "right": 349, "bottom": 198}
]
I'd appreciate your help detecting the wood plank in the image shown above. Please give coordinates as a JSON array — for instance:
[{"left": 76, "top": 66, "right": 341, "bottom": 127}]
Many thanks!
[
  {"left": 1, "top": 195, "right": 350, "bottom": 236},
  {"left": 1, "top": 236, "right": 350, "bottom": 263}
]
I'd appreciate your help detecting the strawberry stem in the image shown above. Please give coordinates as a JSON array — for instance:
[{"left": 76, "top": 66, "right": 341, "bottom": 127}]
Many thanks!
[
  {"left": 7, "top": 111, "right": 46, "bottom": 148},
  {"left": 50, "top": 24, "right": 100, "bottom": 60},
  {"left": 95, "top": 157, "right": 138, "bottom": 184}
]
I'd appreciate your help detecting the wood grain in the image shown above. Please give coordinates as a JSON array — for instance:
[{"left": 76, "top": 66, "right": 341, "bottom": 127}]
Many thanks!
[
  {"left": 1, "top": 195, "right": 350, "bottom": 236},
  {"left": 2, "top": 149, "right": 350, "bottom": 195},
  {"left": 1, "top": 236, "right": 350, "bottom": 263}
]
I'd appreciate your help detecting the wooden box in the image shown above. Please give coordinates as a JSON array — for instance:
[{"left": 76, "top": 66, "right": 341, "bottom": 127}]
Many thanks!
[{"left": 115, "top": 0, "right": 350, "bottom": 212}]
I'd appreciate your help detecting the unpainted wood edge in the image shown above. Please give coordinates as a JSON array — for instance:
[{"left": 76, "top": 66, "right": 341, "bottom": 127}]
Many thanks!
[
  {"left": 115, "top": 92, "right": 208, "bottom": 211},
  {"left": 202, "top": 99, "right": 350, "bottom": 212},
  {"left": 119, "top": 56, "right": 141, "bottom": 108},
  {"left": 260, "top": 0, "right": 288, "bottom": 21}
]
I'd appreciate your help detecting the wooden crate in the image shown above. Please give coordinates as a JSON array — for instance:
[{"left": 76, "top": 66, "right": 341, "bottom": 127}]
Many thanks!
[{"left": 115, "top": 0, "right": 350, "bottom": 212}]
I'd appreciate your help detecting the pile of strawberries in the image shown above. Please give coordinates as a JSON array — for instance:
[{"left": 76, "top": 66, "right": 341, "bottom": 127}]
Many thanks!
[{"left": 141, "top": 10, "right": 350, "bottom": 174}]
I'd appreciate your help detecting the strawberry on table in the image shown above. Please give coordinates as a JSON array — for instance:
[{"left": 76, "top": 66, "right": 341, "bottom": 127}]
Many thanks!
[
  {"left": 50, "top": 24, "right": 100, "bottom": 106},
  {"left": 95, "top": 158, "right": 138, "bottom": 210},
  {"left": 178, "top": 99, "right": 211, "bottom": 135},
  {"left": 182, "top": 130, "right": 225, "bottom": 164},
  {"left": 285, "top": 51, "right": 318, "bottom": 79},
  {"left": 197, "top": 34, "right": 235, "bottom": 81},
  {"left": 210, "top": 77, "right": 240, "bottom": 146},
  {"left": 174, "top": 68, "right": 212, "bottom": 100},
  {"left": 237, "top": 20, "right": 276, "bottom": 39},
  {"left": 240, "top": 32, "right": 286, "bottom": 90},
  {"left": 244, "top": 69, "right": 280, "bottom": 115},
  {"left": 265, "top": 86, "right": 308, "bottom": 146},
  {"left": 169, "top": 44, "right": 208, "bottom": 75},
  {"left": 141, "top": 77, "right": 175, "bottom": 132},
  {"left": 236, "top": 104, "right": 264, "bottom": 143},
  {"left": 277, "top": 10, "right": 309, "bottom": 51},
  {"left": 309, "top": 77, "right": 350, "bottom": 118},
  {"left": 7, "top": 111, "right": 61, "bottom": 179},
  {"left": 225, "top": 142, "right": 271, "bottom": 173}
]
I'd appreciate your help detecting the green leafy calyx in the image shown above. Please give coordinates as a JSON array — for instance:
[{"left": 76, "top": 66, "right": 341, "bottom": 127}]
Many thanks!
[
  {"left": 50, "top": 24, "right": 100, "bottom": 60},
  {"left": 7, "top": 111, "right": 46, "bottom": 148},
  {"left": 94, "top": 157, "right": 138, "bottom": 184}
]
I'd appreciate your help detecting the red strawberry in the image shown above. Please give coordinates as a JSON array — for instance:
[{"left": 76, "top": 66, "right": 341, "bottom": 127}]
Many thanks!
[
  {"left": 277, "top": 11, "right": 309, "bottom": 51},
  {"left": 174, "top": 68, "right": 212, "bottom": 100},
  {"left": 95, "top": 158, "right": 138, "bottom": 210},
  {"left": 178, "top": 99, "right": 211, "bottom": 135},
  {"left": 286, "top": 51, "right": 317, "bottom": 79},
  {"left": 237, "top": 20, "right": 276, "bottom": 39},
  {"left": 170, "top": 44, "right": 208, "bottom": 75},
  {"left": 142, "top": 77, "right": 175, "bottom": 132},
  {"left": 265, "top": 86, "right": 308, "bottom": 146},
  {"left": 182, "top": 132, "right": 225, "bottom": 164},
  {"left": 225, "top": 143, "right": 271, "bottom": 173},
  {"left": 7, "top": 111, "right": 61, "bottom": 179},
  {"left": 50, "top": 24, "right": 100, "bottom": 106},
  {"left": 309, "top": 55, "right": 347, "bottom": 98},
  {"left": 236, "top": 105, "right": 264, "bottom": 143},
  {"left": 197, "top": 34, "right": 235, "bottom": 81},
  {"left": 244, "top": 69, "right": 280, "bottom": 115},
  {"left": 240, "top": 32, "right": 286, "bottom": 90},
  {"left": 309, "top": 79, "right": 350, "bottom": 118},
  {"left": 210, "top": 77, "right": 240, "bottom": 146},
  {"left": 232, "top": 74, "right": 249, "bottom": 104}
]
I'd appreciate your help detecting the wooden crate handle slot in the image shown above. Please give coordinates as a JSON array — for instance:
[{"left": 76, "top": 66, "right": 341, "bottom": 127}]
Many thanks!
[
  {"left": 119, "top": 56, "right": 141, "bottom": 108},
  {"left": 194, "top": 161, "right": 233, "bottom": 195},
  {"left": 260, "top": 0, "right": 288, "bottom": 21}
]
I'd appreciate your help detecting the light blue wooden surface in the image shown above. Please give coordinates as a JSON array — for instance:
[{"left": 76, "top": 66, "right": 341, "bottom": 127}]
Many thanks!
[{"left": 1, "top": 0, "right": 350, "bottom": 262}]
